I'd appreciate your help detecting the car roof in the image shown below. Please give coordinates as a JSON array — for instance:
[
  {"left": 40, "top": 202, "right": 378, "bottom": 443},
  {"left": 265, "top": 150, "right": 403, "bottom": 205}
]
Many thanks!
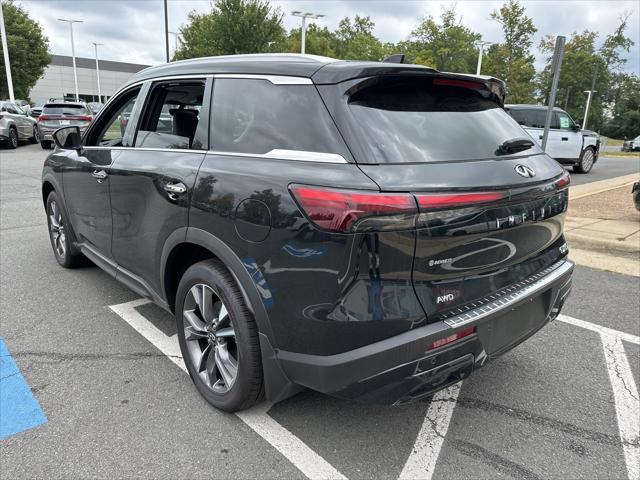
[
  {"left": 505, "top": 104, "right": 566, "bottom": 113},
  {"left": 43, "top": 102, "right": 87, "bottom": 107},
  {"left": 128, "top": 53, "right": 504, "bottom": 90}
]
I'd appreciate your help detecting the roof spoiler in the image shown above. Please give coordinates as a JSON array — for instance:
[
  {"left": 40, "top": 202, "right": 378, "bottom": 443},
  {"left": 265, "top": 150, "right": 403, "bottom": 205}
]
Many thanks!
[{"left": 382, "top": 54, "right": 405, "bottom": 64}]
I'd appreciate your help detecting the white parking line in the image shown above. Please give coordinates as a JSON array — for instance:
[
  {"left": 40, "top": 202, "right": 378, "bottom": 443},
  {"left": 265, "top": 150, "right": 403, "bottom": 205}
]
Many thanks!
[
  {"left": 558, "top": 314, "right": 640, "bottom": 345},
  {"left": 602, "top": 334, "right": 640, "bottom": 480},
  {"left": 399, "top": 383, "right": 462, "bottom": 480},
  {"left": 109, "top": 299, "right": 347, "bottom": 480}
]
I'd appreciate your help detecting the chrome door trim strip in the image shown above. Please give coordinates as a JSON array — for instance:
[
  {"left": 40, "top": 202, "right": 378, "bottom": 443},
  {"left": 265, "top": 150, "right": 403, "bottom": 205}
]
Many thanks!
[{"left": 82, "top": 146, "right": 348, "bottom": 163}]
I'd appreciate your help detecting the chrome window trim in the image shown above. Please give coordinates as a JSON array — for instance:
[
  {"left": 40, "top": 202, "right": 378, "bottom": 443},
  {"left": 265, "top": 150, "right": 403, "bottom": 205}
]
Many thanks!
[
  {"left": 212, "top": 74, "right": 312, "bottom": 85},
  {"left": 81, "top": 146, "right": 347, "bottom": 163}
]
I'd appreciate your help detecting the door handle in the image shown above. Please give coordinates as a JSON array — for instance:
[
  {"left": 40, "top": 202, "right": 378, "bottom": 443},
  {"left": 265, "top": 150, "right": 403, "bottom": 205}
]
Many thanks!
[
  {"left": 164, "top": 182, "right": 187, "bottom": 200},
  {"left": 561, "top": 137, "right": 569, "bottom": 141},
  {"left": 539, "top": 135, "right": 543, "bottom": 139},
  {"left": 92, "top": 169, "right": 108, "bottom": 182}
]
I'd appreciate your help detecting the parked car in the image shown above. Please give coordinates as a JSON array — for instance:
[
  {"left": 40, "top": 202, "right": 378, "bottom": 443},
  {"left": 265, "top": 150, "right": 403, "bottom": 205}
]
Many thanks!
[
  {"left": 29, "top": 103, "right": 45, "bottom": 119},
  {"left": 505, "top": 104, "right": 600, "bottom": 173},
  {"left": 42, "top": 54, "right": 574, "bottom": 412},
  {"left": 37, "top": 102, "right": 93, "bottom": 149},
  {"left": 622, "top": 135, "right": 640, "bottom": 152},
  {"left": 0, "top": 100, "right": 39, "bottom": 148},
  {"left": 87, "top": 102, "right": 104, "bottom": 114}
]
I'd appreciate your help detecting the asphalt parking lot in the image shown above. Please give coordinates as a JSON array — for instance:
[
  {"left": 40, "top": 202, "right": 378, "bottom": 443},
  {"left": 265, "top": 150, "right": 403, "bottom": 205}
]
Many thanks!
[{"left": 1, "top": 143, "right": 639, "bottom": 480}]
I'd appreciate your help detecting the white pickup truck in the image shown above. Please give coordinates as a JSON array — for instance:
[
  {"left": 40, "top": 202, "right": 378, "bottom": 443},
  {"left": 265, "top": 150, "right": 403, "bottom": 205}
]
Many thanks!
[{"left": 505, "top": 104, "right": 600, "bottom": 173}]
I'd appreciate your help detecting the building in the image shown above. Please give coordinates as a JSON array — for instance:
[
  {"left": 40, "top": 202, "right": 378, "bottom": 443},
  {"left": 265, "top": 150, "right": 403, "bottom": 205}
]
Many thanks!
[{"left": 29, "top": 54, "right": 150, "bottom": 105}]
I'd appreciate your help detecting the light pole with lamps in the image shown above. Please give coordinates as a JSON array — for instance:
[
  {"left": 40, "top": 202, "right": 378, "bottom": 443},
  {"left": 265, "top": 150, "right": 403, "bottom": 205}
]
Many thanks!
[
  {"left": 475, "top": 41, "right": 492, "bottom": 76},
  {"left": 291, "top": 11, "right": 324, "bottom": 54},
  {"left": 0, "top": 2, "right": 15, "bottom": 101},
  {"left": 58, "top": 18, "right": 83, "bottom": 101},
  {"left": 92, "top": 42, "right": 103, "bottom": 103},
  {"left": 582, "top": 90, "right": 597, "bottom": 130},
  {"left": 168, "top": 31, "right": 181, "bottom": 59}
]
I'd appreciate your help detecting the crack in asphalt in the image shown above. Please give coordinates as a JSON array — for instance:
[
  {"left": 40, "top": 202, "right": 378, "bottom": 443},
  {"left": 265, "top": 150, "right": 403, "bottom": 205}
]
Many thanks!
[
  {"left": 2, "top": 351, "right": 184, "bottom": 365},
  {"left": 604, "top": 339, "right": 639, "bottom": 401},
  {"left": 450, "top": 439, "right": 544, "bottom": 480},
  {"left": 432, "top": 396, "right": 640, "bottom": 448}
]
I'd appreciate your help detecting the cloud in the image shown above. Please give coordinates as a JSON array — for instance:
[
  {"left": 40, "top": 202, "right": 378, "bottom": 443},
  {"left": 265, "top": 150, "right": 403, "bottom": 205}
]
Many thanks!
[{"left": 18, "top": 0, "right": 640, "bottom": 73}]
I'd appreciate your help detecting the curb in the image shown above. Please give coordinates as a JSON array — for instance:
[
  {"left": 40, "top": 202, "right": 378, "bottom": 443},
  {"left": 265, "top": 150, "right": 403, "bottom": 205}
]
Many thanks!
[
  {"left": 565, "top": 230, "right": 639, "bottom": 255},
  {"left": 569, "top": 173, "right": 638, "bottom": 200}
]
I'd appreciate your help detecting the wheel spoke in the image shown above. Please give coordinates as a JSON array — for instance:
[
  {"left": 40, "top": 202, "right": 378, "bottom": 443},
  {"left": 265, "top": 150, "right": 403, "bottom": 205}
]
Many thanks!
[
  {"left": 184, "top": 325, "right": 207, "bottom": 341},
  {"left": 183, "top": 309, "right": 206, "bottom": 334},
  {"left": 190, "top": 285, "right": 203, "bottom": 313},
  {"left": 215, "top": 326, "right": 235, "bottom": 338},
  {"left": 215, "top": 344, "right": 237, "bottom": 387},
  {"left": 201, "top": 285, "right": 213, "bottom": 324},
  {"left": 197, "top": 343, "right": 211, "bottom": 373},
  {"left": 205, "top": 346, "right": 217, "bottom": 386},
  {"left": 216, "top": 302, "right": 228, "bottom": 324}
]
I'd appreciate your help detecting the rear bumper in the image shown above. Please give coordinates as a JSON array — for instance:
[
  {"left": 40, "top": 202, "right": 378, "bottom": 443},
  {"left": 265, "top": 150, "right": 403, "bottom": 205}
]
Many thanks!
[{"left": 277, "top": 259, "right": 574, "bottom": 405}]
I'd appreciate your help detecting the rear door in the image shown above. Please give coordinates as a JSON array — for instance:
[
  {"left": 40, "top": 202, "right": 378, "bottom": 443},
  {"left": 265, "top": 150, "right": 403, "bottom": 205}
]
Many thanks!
[
  {"left": 322, "top": 75, "right": 569, "bottom": 322},
  {"left": 108, "top": 77, "right": 210, "bottom": 296}
]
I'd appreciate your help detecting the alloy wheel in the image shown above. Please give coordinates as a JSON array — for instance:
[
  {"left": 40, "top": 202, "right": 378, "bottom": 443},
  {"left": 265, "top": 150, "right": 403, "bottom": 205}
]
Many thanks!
[
  {"left": 49, "top": 200, "right": 66, "bottom": 258},
  {"left": 182, "top": 284, "right": 238, "bottom": 393},
  {"left": 33, "top": 126, "right": 40, "bottom": 143},
  {"left": 9, "top": 128, "right": 18, "bottom": 148},
  {"left": 582, "top": 150, "right": 594, "bottom": 172}
]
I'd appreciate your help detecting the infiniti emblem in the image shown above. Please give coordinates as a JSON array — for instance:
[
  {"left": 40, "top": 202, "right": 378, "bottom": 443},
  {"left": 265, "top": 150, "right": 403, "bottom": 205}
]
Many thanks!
[{"left": 515, "top": 164, "right": 536, "bottom": 178}]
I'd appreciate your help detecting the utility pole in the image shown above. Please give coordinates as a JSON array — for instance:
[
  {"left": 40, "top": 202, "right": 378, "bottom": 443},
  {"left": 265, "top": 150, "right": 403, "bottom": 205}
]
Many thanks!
[
  {"left": 582, "top": 90, "right": 597, "bottom": 130},
  {"left": 291, "top": 11, "right": 324, "bottom": 55},
  {"left": 0, "top": 2, "right": 15, "bottom": 101},
  {"left": 475, "top": 41, "right": 492, "bottom": 76},
  {"left": 563, "top": 86, "right": 571, "bottom": 110},
  {"left": 541, "top": 35, "right": 565, "bottom": 152},
  {"left": 163, "top": 0, "right": 169, "bottom": 63},
  {"left": 58, "top": 19, "right": 83, "bottom": 102},
  {"left": 92, "top": 42, "right": 103, "bottom": 103}
]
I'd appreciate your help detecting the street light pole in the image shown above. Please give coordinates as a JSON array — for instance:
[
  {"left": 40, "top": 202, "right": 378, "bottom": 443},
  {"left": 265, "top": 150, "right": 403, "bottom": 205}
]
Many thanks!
[
  {"left": 169, "top": 31, "right": 180, "bottom": 58},
  {"left": 582, "top": 90, "right": 597, "bottom": 130},
  {"left": 58, "top": 18, "right": 83, "bottom": 102},
  {"left": 163, "top": 0, "right": 169, "bottom": 62},
  {"left": 92, "top": 42, "right": 103, "bottom": 103},
  {"left": 0, "top": 2, "right": 15, "bottom": 101},
  {"left": 475, "top": 41, "right": 491, "bottom": 76},
  {"left": 291, "top": 11, "right": 324, "bottom": 55}
]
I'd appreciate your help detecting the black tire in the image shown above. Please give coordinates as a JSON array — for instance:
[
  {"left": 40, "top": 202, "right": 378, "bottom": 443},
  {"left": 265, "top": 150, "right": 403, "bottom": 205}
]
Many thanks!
[
  {"left": 45, "top": 191, "right": 84, "bottom": 268},
  {"left": 7, "top": 127, "right": 18, "bottom": 149},
  {"left": 30, "top": 125, "right": 39, "bottom": 144},
  {"left": 41, "top": 140, "right": 52, "bottom": 150},
  {"left": 573, "top": 147, "right": 595, "bottom": 174},
  {"left": 175, "top": 259, "right": 263, "bottom": 412}
]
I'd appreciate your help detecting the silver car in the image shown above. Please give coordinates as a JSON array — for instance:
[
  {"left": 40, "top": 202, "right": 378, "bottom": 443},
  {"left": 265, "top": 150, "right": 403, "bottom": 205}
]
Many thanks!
[
  {"left": 37, "top": 102, "right": 93, "bottom": 149},
  {"left": 0, "top": 101, "right": 39, "bottom": 149}
]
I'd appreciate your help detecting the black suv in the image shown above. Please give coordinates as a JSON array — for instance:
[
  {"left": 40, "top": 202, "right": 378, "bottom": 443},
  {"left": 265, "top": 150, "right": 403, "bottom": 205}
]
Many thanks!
[{"left": 42, "top": 54, "right": 574, "bottom": 411}]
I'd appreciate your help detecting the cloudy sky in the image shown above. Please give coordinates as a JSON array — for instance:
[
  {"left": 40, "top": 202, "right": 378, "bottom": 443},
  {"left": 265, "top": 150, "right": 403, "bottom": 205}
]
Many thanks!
[{"left": 18, "top": 0, "right": 640, "bottom": 73}]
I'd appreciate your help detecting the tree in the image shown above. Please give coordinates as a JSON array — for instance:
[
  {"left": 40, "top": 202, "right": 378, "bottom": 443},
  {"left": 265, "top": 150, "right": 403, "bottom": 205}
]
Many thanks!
[
  {"left": 335, "top": 16, "right": 385, "bottom": 61},
  {"left": 0, "top": 0, "right": 50, "bottom": 100},
  {"left": 600, "top": 73, "right": 640, "bottom": 138},
  {"left": 482, "top": 0, "right": 537, "bottom": 103},
  {"left": 537, "top": 15, "right": 633, "bottom": 131},
  {"left": 400, "top": 6, "right": 480, "bottom": 73},
  {"left": 174, "top": 0, "right": 285, "bottom": 60},
  {"left": 286, "top": 24, "right": 337, "bottom": 58}
]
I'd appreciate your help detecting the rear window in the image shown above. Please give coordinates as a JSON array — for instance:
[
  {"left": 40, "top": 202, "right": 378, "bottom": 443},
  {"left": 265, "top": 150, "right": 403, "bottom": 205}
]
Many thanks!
[
  {"left": 42, "top": 104, "right": 89, "bottom": 116},
  {"left": 347, "top": 77, "right": 539, "bottom": 163}
]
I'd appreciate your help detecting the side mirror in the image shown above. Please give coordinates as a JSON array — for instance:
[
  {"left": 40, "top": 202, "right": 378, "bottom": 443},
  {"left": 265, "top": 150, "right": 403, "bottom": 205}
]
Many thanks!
[
  {"left": 53, "top": 126, "right": 82, "bottom": 150},
  {"left": 571, "top": 123, "right": 581, "bottom": 131}
]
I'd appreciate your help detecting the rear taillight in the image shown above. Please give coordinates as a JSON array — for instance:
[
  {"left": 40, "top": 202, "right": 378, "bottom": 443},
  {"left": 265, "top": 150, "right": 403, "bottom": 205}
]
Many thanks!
[
  {"left": 74, "top": 115, "right": 92, "bottom": 122},
  {"left": 290, "top": 185, "right": 417, "bottom": 233},
  {"left": 428, "top": 326, "right": 476, "bottom": 351},
  {"left": 37, "top": 115, "right": 49, "bottom": 122},
  {"left": 555, "top": 171, "right": 571, "bottom": 189},
  {"left": 415, "top": 191, "right": 506, "bottom": 210}
]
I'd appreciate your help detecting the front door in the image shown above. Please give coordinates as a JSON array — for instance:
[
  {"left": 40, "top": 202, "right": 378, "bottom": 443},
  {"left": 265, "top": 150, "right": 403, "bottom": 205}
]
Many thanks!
[
  {"left": 65, "top": 87, "right": 143, "bottom": 258},
  {"left": 109, "top": 78, "right": 210, "bottom": 295},
  {"left": 552, "top": 111, "right": 582, "bottom": 160}
]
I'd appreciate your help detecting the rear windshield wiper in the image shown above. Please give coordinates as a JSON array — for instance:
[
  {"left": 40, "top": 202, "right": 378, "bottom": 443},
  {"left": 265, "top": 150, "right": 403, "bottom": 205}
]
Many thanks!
[{"left": 497, "top": 137, "right": 535, "bottom": 156}]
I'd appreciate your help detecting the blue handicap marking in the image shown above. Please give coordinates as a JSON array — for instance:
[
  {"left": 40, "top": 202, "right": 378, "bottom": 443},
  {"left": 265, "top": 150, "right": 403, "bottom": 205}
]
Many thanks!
[{"left": 0, "top": 337, "right": 47, "bottom": 440}]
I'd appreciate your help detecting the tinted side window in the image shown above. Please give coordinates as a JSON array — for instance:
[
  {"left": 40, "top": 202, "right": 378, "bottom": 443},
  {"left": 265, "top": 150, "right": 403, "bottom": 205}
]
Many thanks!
[
  {"left": 209, "top": 79, "right": 349, "bottom": 156},
  {"left": 86, "top": 89, "right": 140, "bottom": 147},
  {"left": 135, "top": 81, "right": 205, "bottom": 150},
  {"left": 556, "top": 112, "right": 572, "bottom": 129}
]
